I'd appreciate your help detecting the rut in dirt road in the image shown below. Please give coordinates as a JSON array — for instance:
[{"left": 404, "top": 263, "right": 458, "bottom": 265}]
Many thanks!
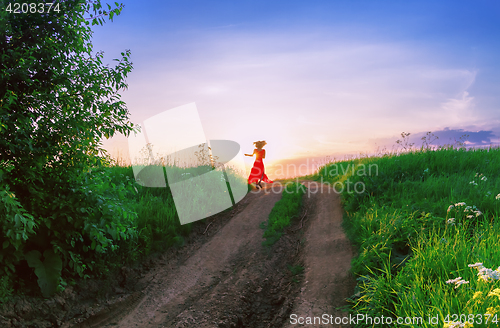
[
  {"left": 284, "top": 181, "right": 356, "bottom": 328},
  {"left": 71, "top": 181, "right": 356, "bottom": 328}
]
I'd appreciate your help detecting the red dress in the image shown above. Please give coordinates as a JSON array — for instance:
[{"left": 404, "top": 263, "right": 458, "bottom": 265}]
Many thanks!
[{"left": 248, "top": 149, "right": 273, "bottom": 184}]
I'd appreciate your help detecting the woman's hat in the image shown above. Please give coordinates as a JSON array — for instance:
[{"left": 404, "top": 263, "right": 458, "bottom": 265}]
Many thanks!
[{"left": 254, "top": 140, "right": 267, "bottom": 148}]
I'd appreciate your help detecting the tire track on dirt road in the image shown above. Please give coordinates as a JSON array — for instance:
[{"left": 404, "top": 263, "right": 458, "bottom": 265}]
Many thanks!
[{"left": 283, "top": 181, "right": 356, "bottom": 328}]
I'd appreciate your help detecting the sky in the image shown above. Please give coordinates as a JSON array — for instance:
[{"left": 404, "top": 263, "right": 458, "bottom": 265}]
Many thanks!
[{"left": 95, "top": 0, "right": 500, "bottom": 178}]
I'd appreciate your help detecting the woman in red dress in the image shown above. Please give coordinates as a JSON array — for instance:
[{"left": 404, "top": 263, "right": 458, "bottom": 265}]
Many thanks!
[{"left": 245, "top": 140, "right": 273, "bottom": 189}]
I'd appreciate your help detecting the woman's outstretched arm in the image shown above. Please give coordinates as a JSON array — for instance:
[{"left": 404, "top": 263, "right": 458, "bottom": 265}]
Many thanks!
[{"left": 244, "top": 149, "right": 256, "bottom": 156}]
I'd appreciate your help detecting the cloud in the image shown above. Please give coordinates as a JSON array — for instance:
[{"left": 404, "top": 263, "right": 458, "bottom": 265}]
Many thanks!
[
  {"left": 423, "top": 128, "right": 497, "bottom": 146},
  {"left": 111, "top": 28, "right": 491, "bottom": 160},
  {"left": 440, "top": 91, "right": 476, "bottom": 124},
  {"left": 368, "top": 127, "right": 500, "bottom": 151},
  {"left": 207, "top": 24, "right": 240, "bottom": 30},
  {"left": 199, "top": 85, "right": 229, "bottom": 95}
]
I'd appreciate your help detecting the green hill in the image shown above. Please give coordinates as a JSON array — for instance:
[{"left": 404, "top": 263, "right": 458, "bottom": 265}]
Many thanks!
[{"left": 309, "top": 146, "right": 500, "bottom": 327}]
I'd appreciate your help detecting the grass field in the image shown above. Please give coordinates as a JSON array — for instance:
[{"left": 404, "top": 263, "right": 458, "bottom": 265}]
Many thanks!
[
  {"left": 105, "top": 161, "right": 248, "bottom": 258},
  {"left": 308, "top": 145, "right": 500, "bottom": 327}
]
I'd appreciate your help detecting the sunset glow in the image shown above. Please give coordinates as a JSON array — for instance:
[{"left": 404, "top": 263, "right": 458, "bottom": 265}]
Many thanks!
[{"left": 97, "top": 0, "right": 500, "bottom": 179}]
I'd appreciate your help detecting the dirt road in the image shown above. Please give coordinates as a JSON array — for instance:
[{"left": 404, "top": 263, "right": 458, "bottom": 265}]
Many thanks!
[{"left": 70, "top": 181, "right": 356, "bottom": 328}]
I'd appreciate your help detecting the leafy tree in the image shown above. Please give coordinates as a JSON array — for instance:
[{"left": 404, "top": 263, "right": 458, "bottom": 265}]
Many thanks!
[{"left": 0, "top": 0, "right": 139, "bottom": 297}]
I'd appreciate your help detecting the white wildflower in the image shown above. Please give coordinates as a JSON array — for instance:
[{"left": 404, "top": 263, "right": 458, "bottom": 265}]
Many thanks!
[
  {"left": 496, "top": 193, "right": 500, "bottom": 200},
  {"left": 444, "top": 321, "right": 468, "bottom": 328},
  {"left": 447, "top": 218, "right": 456, "bottom": 225},
  {"left": 469, "top": 181, "right": 478, "bottom": 186},
  {"left": 446, "top": 277, "right": 463, "bottom": 284},
  {"left": 454, "top": 280, "right": 469, "bottom": 288},
  {"left": 475, "top": 211, "right": 482, "bottom": 217},
  {"left": 481, "top": 176, "right": 487, "bottom": 181},
  {"left": 478, "top": 267, "right": 500, "bottom": 282},
  {"left": 469, "top": 263, "right": 500, "bottom": 282},
  {"left": 468, "top": 262, "right": 483, "bottom": 268},
  {"left": 465, "top": 206, "right": 472, "bottom": 212},
  {"left": 466, "top": 215, "right": 474, "bottom": 219},
  {"left": 455, "top": 202, "right": 466, "bottom": 207},
  {"left": 446, "top": 277, "right": 469, "bottom": 289},
  {"left": 447, "top": 205, "right": 454, "bottom": 212}
]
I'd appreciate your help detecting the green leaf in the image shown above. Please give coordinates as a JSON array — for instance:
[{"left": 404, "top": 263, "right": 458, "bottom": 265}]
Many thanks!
[
  {"left": 6, "top": 262, "right": 15, "bottom": 273},
  {"left": 25, "top": 250, "right": 62, "bottom": 298},
  {"left": 14, "top": 213, "right": 22, "bottom": 226}
]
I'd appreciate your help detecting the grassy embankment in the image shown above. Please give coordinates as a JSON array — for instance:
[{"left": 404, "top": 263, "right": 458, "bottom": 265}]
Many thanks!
[
  {"left": 96, "top": 161, "right": 248, "bottom": 258},
  {"left": 308, "top": 146, "right": 500, "bottom": 327}
]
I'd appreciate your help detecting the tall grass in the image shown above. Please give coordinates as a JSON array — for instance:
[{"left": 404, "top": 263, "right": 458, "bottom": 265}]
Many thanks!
[
  {"left": 309, "top": 146, "right": 500, "bottom": 327},
  {"left": 106, "top": 161, "right": 247, "bottom": 260}
]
